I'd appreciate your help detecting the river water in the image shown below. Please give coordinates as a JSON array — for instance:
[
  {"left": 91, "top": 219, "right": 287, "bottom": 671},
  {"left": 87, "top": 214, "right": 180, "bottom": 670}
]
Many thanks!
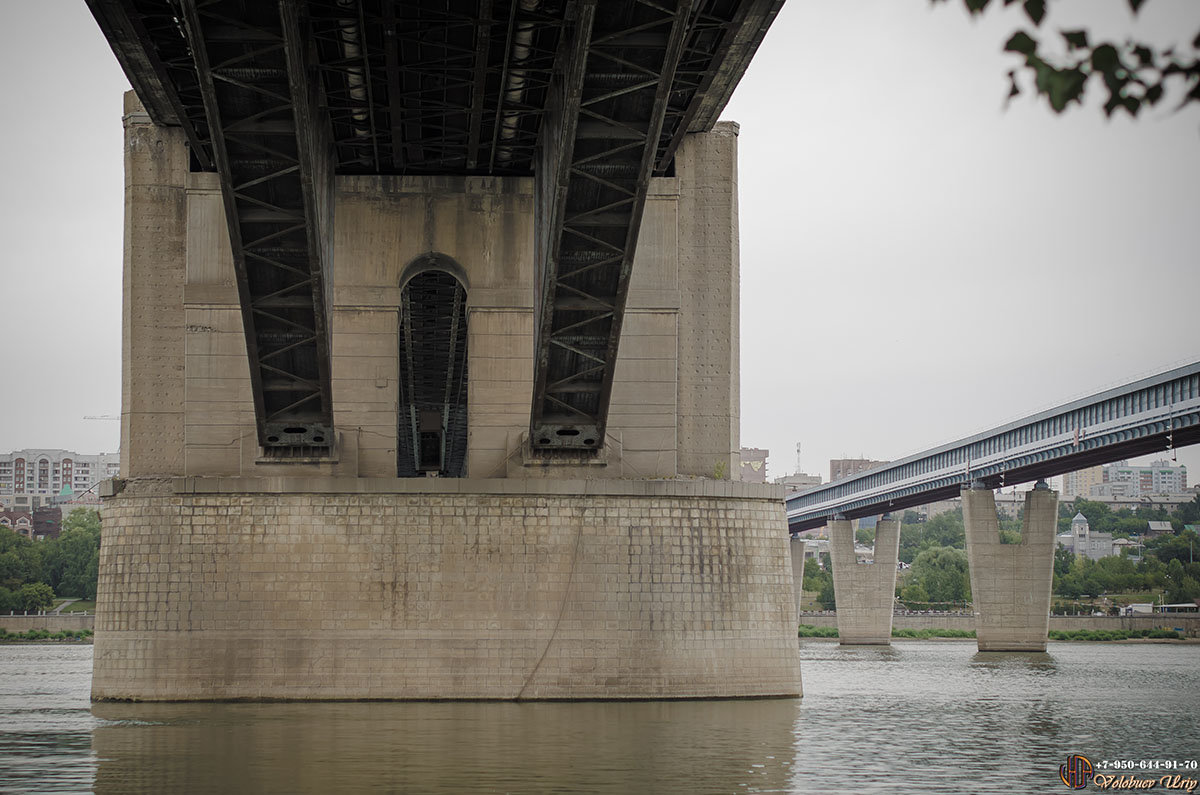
[{"left": 1, "top": 641, "right": 1196, "bottom": 793}]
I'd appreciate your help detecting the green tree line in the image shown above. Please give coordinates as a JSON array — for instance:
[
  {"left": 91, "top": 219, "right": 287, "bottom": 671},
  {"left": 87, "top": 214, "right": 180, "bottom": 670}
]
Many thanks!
[{"left": 0, "top": 508, "right": 101, "bottom": 611}]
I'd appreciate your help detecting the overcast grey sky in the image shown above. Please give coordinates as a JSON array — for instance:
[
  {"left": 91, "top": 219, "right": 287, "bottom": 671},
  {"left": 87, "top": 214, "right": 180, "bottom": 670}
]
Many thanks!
[{"left": 0, "top": 1, "right": 1197, "bottom": 484}]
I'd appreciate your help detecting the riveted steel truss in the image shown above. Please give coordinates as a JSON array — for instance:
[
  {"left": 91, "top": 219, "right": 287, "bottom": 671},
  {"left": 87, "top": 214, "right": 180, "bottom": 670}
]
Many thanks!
[
  {"left": 786, "top": 362, "right": 1200, "bottom": 531},
  {"left": 89, "top": 0, "right": 784, "bottom": 459},
  {"left": 84, "top": 0, "right": 214, "bottom": 169},
  {"left": 397, "top": 270, "right": 469, "bottom": 477},
  {"left": 529, "top": 0, "right": 694, "bottom": 451},
  {"left": 180, "top": 0, "right": 335, "bottom": 452}
]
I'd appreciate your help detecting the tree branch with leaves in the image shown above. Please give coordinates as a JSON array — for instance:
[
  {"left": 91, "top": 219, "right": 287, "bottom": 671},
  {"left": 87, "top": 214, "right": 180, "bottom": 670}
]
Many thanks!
[{"left": 935, "top": 0, "right": 1200, "bottom": 117}]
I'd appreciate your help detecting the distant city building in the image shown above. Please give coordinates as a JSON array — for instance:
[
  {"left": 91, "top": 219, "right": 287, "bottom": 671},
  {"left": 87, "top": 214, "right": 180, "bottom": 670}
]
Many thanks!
[
  {"left": 739, "top": 447, "right": 769, "bottom": 483},
  {"left": 1144, "top": 521, "right": 1173, "bottom": 539},
  {"left": 1062, "top": 465, "right": 1106, "bottom": 499},
  {"left": 1088, "top": 460, "right": 1187, "bottom": 499},
  {"left": 0, "top": 506, "right": 63, "bottom": 541},
  {"left": 1112, "top": 538, "right": 1142, "bottom": 559},
  {"left": 0, "top": 449, "right": 120, "bottom": 511},
  {"left": 1061, "top": 493, "right": 1196, "bottom": 514},
  {"left": 829, "top": 458, "right": 887, "bottom": 482},
  {"left": 1057, "top": 512, "right": 1115, "bottom": 561},
  {"left": 774, "top": 471, "right": 822, "bottom": 493}
]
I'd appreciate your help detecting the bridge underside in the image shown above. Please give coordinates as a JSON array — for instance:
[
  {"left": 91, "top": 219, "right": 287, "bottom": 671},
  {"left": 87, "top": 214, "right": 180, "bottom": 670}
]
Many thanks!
[
  {"left": 88, "top": 0, "right": 782, "bottom": 454},
  {"left": 94, "top": 2, "right": 799, "bottom": 702}
]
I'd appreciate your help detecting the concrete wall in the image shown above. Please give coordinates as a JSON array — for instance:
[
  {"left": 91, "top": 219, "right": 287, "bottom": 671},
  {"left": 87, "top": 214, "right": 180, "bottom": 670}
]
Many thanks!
[
  {"left": 93, "top": 478, "right": 801, "bottom": 701},
  {"left": 108, "top": 94, "right": 770, "bottom": 701},
  {"left": 675, "top": 123, "right": 740, "bottom": 480},
  {"left": 829, "top": 518, "right": 899, "bottom": 644},
  {"left": 121, "top": 93, "right": 188, "bottom": 478},
  {"left": 135, "top": 83, "right": 741, "bottom": 482},
  {"left": 789, "top": 537, "right": 806, "bottom": 619},
  {"left": 964, "top": 487, "right": 1057, "bottom": 651}
]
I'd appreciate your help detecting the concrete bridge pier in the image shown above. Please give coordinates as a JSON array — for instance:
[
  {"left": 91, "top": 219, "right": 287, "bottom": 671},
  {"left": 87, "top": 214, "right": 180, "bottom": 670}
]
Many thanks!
[
  {"left": 963, "top": 483, "right": 1058, "bottom": 652},
  {"left": 789, "top": 537, "right": 807, "bottom": 622},
  {"left": 829, "top": 517, "right": 900, "bottom": 645}
]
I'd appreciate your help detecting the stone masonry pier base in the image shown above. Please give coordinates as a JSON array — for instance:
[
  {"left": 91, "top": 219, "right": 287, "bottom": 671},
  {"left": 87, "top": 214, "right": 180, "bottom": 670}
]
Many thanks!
[
  {"left": 963, "top": 485, "right": 1057, "bottom": 652},
  {"left": 829, "top": 518, "right": 900, "bottom": 645},
  {"left": 92, "top": 478, "right": 802, "bottom": 701}
]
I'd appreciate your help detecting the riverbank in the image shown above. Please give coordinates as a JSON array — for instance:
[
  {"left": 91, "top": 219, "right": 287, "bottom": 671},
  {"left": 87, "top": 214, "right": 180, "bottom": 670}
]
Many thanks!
[
  {"left": 798, "top": 612, "right": 1200, "bottom": 637},
  {"left": 0, "top": 629, "right": 93, "bottom": 643},
  {"left": 798, "top": 624, "right": 1199, "bottom": 642},
  {"left": 0, "top": 614, "right": 95, "bottom": 634}
]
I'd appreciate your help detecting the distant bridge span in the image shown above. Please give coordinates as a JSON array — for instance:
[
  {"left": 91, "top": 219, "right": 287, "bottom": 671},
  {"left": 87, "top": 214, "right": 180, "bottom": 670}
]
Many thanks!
[{"left": 786, "top": 362, "right": 1200, "bottom": 531}]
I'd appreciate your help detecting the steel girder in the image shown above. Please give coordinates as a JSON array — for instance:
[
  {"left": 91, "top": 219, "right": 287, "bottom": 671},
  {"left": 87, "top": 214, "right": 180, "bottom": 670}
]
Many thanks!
[
  {"left": 786, "top": 363, "right": 1200, "bottom": 530},
  {"left": 180, "top": 0, "right": 336, "bottom": 453},
  {"left": 397, "top": 270, "right": 470, "bottom": 477},
  {"left": 529, "top": 0, "right": 694, "bottom": 451},
  {"left": 88, "top": 0, "right": 785, "bottom": 459},
  {"left": 84, "top": 0, "right": 214, "bottom": 169}
]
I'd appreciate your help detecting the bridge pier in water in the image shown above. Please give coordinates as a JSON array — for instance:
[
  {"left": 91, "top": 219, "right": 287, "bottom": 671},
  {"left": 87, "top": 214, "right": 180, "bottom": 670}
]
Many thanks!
[
  {"left": 93, "top": 95, "right": 802, "bottom": 701},
  {"left": 829, "top": 517, "right": 900, "bottom": 645},
  {"left": 962, "top": 484, "right": 1058, "bottom": 652},
  {"left": 789, "top": 537, "right": 807, "bottom": 620}
]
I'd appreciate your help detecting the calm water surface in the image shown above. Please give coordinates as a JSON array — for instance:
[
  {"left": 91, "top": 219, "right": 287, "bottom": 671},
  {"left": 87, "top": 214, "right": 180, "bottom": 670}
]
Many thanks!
[{"left": 1, "top": 641, "right": 1196, "bottom": 793}]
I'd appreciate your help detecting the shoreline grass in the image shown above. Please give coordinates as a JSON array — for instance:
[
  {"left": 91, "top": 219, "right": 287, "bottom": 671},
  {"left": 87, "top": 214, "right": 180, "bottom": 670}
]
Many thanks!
[
  {"left": 0, "top": 628, "right": 94, "bottom": 643},
  {"left": 798, "top": 625, "right": 1186, "bottom": 641}
]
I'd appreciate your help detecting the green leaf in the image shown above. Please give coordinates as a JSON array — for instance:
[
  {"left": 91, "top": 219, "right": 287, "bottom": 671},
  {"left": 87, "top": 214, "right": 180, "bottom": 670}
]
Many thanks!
[
  {"left": 1146, "top": 83, "right": 1164, "bottom": 105},
  {"left": 1121, "top": 94, "right": 1142, "bottom": 116},
  {"left": 1006, "top": 69, "right": 1021, "bottom": 103},
  {"left": 1005, "top": 30, "right": 1038, "bottom": 55},
  {"left": 1128, "top": 0, "right": 1147, "bottom": 13},
  {"left": 1133, "top": 45, "right": 1154, "bottom": 68},
  {"left": 1045, "top": 67, "right": 1088, "bottom": 112},
  {"left": 1023, "top": 0, "right": 1046, "bottom": 25},
  {"left": 1193, "top": 31, "right": 1200, "bottom": 49},
  {"left": 1092, "top": 44, "right": 1120, "bottom": 73},
  {"left": 965, "top": 0, "right": 992, "bottom": 12},
  {"left": 1061, "top": 30, "right": 1089, "bottom": 51}
]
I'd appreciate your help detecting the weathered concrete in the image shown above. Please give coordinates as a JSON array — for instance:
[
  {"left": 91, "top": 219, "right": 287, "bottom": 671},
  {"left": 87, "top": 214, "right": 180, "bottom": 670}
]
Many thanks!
[
  {"left": 121, "top": 93, "right": 187, "bottom": 478},
  {"left": 161, "top": 93, "right": 741, "bottom": 484},
  {"left": 676, "top": 123, "right": 740, "bottom": 480},
  {"left": 93, "top": 478, "right": 802, "bottom": 701},
  {"left": 789, "top": 537, "right": 807, "bottom": 620},
  {"left": 963, "top": 486, "right": 1057, "bottom": 652},
  {"left": 828, "top": 518, "right": 900, "bottom": 645},
  {"left": 103, "top": 95, "right": 789, "bottom": 701}
]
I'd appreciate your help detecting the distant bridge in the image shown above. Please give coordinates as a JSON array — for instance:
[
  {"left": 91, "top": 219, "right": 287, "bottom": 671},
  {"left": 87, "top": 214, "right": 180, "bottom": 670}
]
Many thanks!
[{"left": 786, "top": 362, "right": 1200, "bottom": 530}]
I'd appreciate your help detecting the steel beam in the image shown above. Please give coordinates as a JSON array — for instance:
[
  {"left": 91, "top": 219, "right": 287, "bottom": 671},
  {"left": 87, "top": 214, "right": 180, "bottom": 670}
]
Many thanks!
[
  {"left": 787, "top": 363, "right": 1200, "bottom": 530},
  {"left": 530, "top": 0, "right": 695, "bottom": 452},
  {"left": 85, "top": 0, "right": 214, "bottom": 168},
  {"left": 179, "top": 0, "right": 335, "bottom": 453}
]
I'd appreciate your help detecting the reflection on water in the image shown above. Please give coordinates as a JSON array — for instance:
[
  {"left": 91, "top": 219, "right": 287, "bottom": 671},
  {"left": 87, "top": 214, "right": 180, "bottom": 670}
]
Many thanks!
[
  {"left": 970, "top": 650, "right": 1057, "bottom": 672},
  {"left": 91, "top": 699, "right": 799, "bottom": 794},
  {"left": 2, "top": 641, "right": 1198, "bottom": 793}
]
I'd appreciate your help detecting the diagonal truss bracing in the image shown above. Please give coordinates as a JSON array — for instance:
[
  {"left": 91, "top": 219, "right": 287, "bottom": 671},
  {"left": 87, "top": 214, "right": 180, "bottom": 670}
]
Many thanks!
[
  {"left": 530, "top": 0, "right": 695, "bottom": 451},
  {"left": 89, "top": 0, "right": 785, "bottom": 460},
  {"left": 179, "top": 0, "right": 335, "bottom": 452}
]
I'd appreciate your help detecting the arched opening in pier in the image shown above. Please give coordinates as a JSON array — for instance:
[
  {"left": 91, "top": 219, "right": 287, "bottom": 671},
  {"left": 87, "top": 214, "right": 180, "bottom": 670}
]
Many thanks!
[{"left": 397, "top": 257, "right": 469, "bottom": 477}]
